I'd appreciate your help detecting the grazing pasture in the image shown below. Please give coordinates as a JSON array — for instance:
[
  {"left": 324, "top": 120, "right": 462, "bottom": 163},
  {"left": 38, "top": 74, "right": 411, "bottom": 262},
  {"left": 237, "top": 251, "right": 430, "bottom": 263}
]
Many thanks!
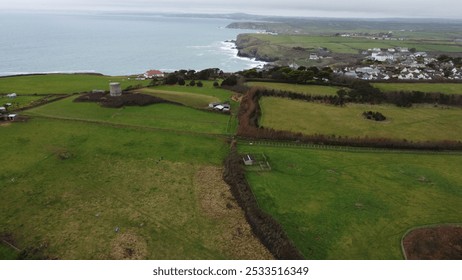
[
  {"left": 243, "top": 34, "right": 462, "bottom": 55},
  {"left": 24, "top": 96, "right": 233, "bottom": 135},
  {"left": 259, "top": 97, "right": 462, "bottom": 141},
  {"left": 238, "top": 144, "right": 462, "bottom": 259},
  {"left": 0, "top": 118, "right": 271, "bottom": 259},
  {"left": 0, "top": 74, "right": 150, "bottom": 94}
]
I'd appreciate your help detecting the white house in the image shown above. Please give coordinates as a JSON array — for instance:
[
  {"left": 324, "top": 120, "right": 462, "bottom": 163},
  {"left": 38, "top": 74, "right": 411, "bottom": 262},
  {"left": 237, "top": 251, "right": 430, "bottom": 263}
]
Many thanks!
[
  {"left": 144, "top": 70, "right": 164, "bottom": 78},
  {"left": 309, "top": 53, "right": 320, "bottom": 60},
  {"left": 371, "top": 52, "right": 394, "bottom": 62}
]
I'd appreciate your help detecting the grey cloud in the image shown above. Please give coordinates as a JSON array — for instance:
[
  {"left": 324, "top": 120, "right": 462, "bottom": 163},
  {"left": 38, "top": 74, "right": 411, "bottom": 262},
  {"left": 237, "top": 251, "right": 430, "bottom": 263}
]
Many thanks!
[{"left": 0, "top": 0, "right": 461, "bottom": 18}]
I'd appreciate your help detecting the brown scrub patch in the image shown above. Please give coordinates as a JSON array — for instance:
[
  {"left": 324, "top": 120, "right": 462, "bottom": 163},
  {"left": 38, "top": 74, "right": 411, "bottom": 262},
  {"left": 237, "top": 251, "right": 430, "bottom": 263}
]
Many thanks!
[
  {"left": 195, "top": 166, "right": 273, "bottom": 260},
  {"left": 110, "top": 230, "right": 148, "bottom": 260},
  {"left": 403, "top": 225, "right": 462, "bottom": 260}
]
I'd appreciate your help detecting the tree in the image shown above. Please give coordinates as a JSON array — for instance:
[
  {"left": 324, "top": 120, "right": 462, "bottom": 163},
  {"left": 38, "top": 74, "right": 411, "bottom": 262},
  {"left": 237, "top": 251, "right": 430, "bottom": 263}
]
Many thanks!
[
  {"left": 196, "top": 81, "right": 203, "bottom": 87},
  {"left": 165, "top": 73, "right": 178, "bottom": 85},
  {"left": 189, "top": 80, "right": 196, "bottom": 86},
  {"left": 221, "top": 75, "right": 238, "bottom": 87},
  {"left": 335, "top": 89, "right": 348, "bottom": 106},
  {"left": 178, "top": 77, "right": 185, "bottom": 86}
]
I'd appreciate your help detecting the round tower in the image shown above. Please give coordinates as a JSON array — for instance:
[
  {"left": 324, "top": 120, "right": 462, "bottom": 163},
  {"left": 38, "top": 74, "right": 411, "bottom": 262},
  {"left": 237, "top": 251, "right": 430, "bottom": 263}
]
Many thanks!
[{"left": 109, "top": 82, "right": 122, "bottom": 96}]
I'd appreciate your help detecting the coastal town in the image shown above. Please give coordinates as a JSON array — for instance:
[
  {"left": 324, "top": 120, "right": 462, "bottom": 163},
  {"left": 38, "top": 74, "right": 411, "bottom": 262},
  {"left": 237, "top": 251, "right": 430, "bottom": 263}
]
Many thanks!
[{"left": 334, "top": 47, "right": 462, "bottom": 81}]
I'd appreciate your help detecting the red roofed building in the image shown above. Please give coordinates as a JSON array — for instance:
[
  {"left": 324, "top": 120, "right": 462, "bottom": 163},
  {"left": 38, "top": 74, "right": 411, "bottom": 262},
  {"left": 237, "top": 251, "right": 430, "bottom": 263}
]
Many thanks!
[{"left": 144, "top": 69, "right": 164, "bottom": 78}]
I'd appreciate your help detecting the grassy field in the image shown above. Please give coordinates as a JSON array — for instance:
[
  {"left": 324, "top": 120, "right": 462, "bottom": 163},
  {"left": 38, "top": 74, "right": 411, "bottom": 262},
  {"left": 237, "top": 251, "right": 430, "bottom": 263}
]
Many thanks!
[
  {"left": 244, "top": 34, "right": 462, "bottom": 54},
  {"left": 0, "top": 118, "right": 271, "bottom": 259},
  {"left": 0, "top": 245, "right": 18, "bottom": 259},
  {"left": 139, "top": 82, "right": 239, "bottom": 113},
  {"left": 247, "top": 82, "right": 342, "bottom": 96},
  {"left": 259, "top": 97, "right": 462, "bottom": 141},
  {"left": 1, "top": 95, "right": 48, "bottom": 110},
  {"left": 24, "top": 96, "right": 233, "bottom": 135},
  {"left": 238, "top": 144, "right": 462, "bottom": 259},
  {"left": 150, "top": 81, "right": 232, "bottom": 100},
  {"left": 0, "top": 74, "right": 150, "bottom": 94},
  {"left": 373, "top": 83, "right": 462, "bottom": 94},
  {"left": 139, "top": 89, "right": 218, "bottom": 108}
]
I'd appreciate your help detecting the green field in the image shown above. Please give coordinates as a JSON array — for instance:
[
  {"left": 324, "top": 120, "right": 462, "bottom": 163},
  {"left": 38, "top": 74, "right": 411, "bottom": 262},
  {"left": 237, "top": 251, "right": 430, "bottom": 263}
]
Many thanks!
[
  {"left": 373, "top": 83, "right": 462, "bottom": 94},
  {"left": 244, "top": 34, "right": 462, "bottom": 54},
  {"left": 247, "top": 82, "right": 341, "bottom": 96},
  {"left": 0, "top": 118, "right": 271, "bottom": 259},
  {"left": 140, "top": 82, "right": 238, "bottom": 112},
  {"left": 0, "top": 74, "right": 150, "bottom": 94},
  {"left": 239, "top": 144, "right": 462, "bottom": 259},
  {"left": 259, "top": 97, "right": 462, "bottom": 141},
  {"left": 151, "top": 81, "right": 231, "bottom": 100},
  {"left": 0, "top": 245, "right": 18, "bottom": 259},
  {"left": 24, "top": 96, "right": 233, "bottom": 135},
  {"left": 0, "top": 95, "right": 48, "bottom": 110}
]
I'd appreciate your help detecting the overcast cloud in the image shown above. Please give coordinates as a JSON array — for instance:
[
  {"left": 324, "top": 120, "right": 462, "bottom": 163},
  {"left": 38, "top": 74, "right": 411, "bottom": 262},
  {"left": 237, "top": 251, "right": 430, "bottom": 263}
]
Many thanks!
[{"left": 1, "top": 0, "right": 461, "bottom": 19}]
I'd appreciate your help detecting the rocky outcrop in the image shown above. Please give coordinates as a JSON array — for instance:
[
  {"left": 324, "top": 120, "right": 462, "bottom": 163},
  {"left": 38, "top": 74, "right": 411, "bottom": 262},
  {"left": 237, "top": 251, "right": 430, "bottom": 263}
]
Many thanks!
[{"left": 235, "top": 34, "right": 279, "bottom": 63}]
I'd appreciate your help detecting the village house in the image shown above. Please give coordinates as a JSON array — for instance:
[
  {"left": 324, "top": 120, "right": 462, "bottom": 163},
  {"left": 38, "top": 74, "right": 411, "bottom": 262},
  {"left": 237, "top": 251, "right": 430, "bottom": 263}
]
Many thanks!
[
  {"left": 371, "top": 52, "right": 395, "bottom": 62},
  {"left": 309, "top": 53, "right": 320, "bottom": 60},
  {"left": 144, "top": 69, "right": 164, "bottom": 79}
]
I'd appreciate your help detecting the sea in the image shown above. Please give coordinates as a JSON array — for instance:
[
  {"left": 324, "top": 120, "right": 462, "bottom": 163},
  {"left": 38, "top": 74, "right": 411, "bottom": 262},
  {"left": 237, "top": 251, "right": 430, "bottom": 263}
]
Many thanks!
[{"left": 0, "top": 12, "right": 264, "bottom": 76}]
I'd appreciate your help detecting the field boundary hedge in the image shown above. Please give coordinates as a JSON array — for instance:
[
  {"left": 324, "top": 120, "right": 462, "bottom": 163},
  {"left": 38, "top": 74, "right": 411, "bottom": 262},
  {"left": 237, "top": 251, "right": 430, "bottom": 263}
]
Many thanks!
[{"left": 238, "top": 140, "right": 462, "bottom": 155}]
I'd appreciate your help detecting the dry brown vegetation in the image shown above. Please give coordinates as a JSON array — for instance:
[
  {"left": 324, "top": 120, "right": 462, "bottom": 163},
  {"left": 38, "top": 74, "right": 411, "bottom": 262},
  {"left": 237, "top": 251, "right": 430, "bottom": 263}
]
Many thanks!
[
  {"left": 195, "top": 166, "right": 273, "bottom": 260},
  {"left": 403, "top": 226, "right": 462, "bottom": 260}
]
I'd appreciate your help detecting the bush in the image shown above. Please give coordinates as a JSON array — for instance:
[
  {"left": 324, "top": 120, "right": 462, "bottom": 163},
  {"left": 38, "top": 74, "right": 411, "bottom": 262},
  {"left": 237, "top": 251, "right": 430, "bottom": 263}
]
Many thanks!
[
  {"left": 363, "top": 111, "right": 386, "bottom": 121},
  {"left": 221, "top": 75, "right": 238, "bottom": 87}
]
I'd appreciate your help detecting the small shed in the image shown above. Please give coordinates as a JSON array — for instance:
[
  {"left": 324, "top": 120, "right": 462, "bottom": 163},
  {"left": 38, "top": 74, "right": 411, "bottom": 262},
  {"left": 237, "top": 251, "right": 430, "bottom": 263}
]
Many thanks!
[
  {"left": 243, "top": 154, "right": 255, "bottom": 166},
  {"left": 0, "top": 107, "right": 6, "bottom": 112},
  {"left": 7, "top": 93, "right": 17, "bottom": 98},
  {"left": 8, "top": 114, "right": 17, "bottom": 120}
]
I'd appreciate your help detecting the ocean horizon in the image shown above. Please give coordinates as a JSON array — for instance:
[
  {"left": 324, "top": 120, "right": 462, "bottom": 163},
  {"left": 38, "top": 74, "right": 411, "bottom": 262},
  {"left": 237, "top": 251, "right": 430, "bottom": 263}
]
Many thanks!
[{"left": 0, "top": 12, "right": 264, "bottom": 77}]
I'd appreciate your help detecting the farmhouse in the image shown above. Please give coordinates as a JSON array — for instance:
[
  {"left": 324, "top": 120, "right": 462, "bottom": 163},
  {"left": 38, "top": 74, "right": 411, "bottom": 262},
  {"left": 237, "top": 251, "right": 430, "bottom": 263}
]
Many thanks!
[{"left": 144, "top": 69, "right": 164, "bottom": 79}]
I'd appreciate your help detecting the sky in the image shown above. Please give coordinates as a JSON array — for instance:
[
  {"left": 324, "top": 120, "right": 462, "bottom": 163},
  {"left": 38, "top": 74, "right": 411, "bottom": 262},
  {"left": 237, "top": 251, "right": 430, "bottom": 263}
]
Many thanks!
[{"left": 1, "top": 0, "right": 462, "bottom": 19}]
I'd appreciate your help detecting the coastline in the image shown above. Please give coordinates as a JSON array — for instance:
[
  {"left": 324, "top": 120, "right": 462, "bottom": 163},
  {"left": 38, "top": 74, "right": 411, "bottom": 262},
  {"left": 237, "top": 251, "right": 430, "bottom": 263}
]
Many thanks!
[{"left": 220, "top": 40, "right": 267, "bottom": 70}]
